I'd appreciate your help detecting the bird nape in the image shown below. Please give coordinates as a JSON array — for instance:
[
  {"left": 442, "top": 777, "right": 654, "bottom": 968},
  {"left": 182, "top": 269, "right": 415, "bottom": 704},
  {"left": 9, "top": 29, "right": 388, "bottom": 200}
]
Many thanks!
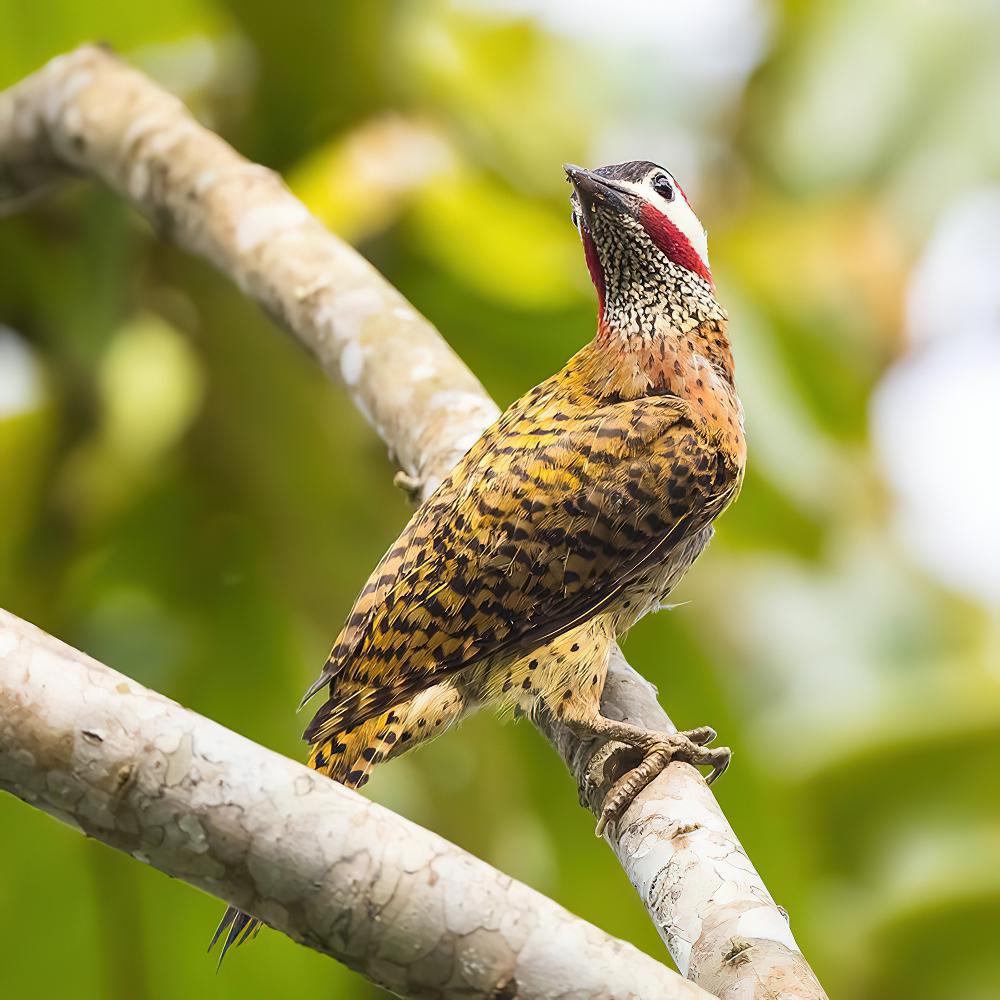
[{"left": 211, "top": 159, "right": 746, "bottom": 962}]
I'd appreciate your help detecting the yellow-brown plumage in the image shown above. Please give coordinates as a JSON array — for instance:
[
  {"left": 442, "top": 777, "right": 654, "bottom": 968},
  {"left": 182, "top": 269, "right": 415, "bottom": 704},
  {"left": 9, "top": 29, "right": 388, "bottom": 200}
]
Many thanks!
[
  {"left": 214, "top": 160, "right": 745, "bottom": 957},
  {"left": 304, "top": 345, "right": 740, "bottom": 773}
]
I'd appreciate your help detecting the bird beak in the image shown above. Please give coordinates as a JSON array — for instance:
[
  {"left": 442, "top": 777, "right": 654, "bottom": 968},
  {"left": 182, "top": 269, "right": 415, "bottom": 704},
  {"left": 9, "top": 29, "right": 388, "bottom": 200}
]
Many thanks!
[{"left": 564, "top": 164, "right": 633, "bottom": 228}]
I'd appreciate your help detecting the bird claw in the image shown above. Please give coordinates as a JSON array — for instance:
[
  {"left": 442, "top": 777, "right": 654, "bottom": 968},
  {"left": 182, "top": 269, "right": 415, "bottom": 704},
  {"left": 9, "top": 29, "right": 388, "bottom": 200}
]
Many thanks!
[{"left": 592, "top": 726, "right": 730, "bottom": 837}]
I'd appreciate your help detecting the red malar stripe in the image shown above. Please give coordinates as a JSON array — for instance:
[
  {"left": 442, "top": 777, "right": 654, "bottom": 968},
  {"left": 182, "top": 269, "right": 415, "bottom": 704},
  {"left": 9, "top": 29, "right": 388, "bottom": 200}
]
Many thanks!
[
  {"left": 638, "top": 203, "right": 712, "bottom": 286},
  {"left": 582, "top": 228, "right": 606, "bottom": 312}
]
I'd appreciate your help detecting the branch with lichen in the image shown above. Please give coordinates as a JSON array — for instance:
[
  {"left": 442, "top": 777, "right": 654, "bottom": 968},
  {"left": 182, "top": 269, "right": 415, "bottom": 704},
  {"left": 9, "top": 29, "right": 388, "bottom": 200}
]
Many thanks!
[
  {"left": 0, "top": 608, "right": 709, "bottom": 1000},
  {"left": 0, "top": 45, "right": 828, "bottom": 1000}
]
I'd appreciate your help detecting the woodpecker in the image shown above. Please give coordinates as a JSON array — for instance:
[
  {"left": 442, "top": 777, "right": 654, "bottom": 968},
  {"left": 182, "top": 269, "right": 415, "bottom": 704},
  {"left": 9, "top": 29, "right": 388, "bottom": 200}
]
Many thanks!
[{"left": 213, "top": 161, "right": 745, "bottom": 958}]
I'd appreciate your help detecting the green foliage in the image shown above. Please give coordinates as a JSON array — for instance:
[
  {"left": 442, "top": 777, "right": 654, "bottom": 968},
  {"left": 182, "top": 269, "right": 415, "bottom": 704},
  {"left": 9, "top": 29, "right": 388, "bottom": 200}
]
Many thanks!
[{"left": 1, "top": 2, "right": 999, "bottom": 997}]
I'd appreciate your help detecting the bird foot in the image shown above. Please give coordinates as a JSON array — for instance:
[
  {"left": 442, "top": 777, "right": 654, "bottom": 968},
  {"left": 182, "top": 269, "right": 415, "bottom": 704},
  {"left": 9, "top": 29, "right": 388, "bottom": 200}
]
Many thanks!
[{"left": 588, "top": 726, "right": 730, "bottom": 837}]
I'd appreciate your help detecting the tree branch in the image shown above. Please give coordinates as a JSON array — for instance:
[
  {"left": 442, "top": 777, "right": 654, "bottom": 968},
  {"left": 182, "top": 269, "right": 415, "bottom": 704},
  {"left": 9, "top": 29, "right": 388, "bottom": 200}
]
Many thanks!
[
  {"left": 0, "top": 608, "right": 708, "bottom": 1000},
  {"left": 0, "top": 46, "right": 827, "bottom": 999}
]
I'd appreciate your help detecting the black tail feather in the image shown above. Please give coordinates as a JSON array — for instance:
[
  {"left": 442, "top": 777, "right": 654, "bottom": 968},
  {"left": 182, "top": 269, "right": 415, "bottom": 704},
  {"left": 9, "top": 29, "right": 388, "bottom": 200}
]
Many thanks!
[{"left": 209, "top": 906, "right": 261, "bottom": 968}]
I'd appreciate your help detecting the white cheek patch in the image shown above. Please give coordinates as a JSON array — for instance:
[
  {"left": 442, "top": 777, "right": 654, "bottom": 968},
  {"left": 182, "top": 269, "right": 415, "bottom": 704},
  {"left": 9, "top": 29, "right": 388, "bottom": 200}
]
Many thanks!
[
  {"left": 661, "top": 188, "right": 710, "bottom": 270},
  {"left": 614, "top": 173, "right": 711, "bottom": 273}
]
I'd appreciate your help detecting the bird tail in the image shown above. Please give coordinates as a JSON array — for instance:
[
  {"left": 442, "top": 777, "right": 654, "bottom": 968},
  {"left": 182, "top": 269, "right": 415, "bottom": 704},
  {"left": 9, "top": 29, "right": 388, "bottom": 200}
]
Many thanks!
[
  {"left": 307, "top": 704, "right": 402, "bottom": 788},
  {"left": 209, "top": 906, "right": 261, "bottom": 967},
  {"left": 209, "top": 693, "right": 399, "bottom": 966}
]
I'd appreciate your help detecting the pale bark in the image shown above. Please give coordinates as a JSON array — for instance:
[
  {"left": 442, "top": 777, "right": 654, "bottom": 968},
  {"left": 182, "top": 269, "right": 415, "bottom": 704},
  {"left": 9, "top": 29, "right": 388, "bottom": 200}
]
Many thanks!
[
  {"left": 542, "top": 650, "right": 826, "bottom": 999},
  {"left": 0, "top": 46, "right": 828, "bottom": 999},
  {"left": 0, "top": 609, "right": 708, "bottom": 1000}
]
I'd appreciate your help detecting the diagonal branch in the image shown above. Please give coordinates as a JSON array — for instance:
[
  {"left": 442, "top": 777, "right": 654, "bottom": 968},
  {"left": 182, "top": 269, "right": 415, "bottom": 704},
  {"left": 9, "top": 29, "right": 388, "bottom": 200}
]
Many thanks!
[
  {"left": 0, "top": 608, "right": 708, "bottom": 1000},
  {"left": 0, "top": 46, "right": 827, "bottom": 999}
]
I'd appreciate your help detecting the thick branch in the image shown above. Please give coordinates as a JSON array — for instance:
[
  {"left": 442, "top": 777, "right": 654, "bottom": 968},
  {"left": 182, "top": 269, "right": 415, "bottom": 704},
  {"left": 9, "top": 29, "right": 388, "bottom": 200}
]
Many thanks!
[
  {"left": 541, "top": 653, "right": 826, "bottom": 998},
  {"left": 0, "top": 608, "right": 707, "bottom": 1000},
  {"left": 0, "top": 46, "right": 827, "bottom": 999}
]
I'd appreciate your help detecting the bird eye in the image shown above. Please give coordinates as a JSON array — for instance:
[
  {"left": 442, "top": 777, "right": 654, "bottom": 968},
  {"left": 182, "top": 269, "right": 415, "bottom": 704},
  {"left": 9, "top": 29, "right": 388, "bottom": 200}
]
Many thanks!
[
  {"left": 652, "top": 174, "right": 675, "bottom": 202},
  {"left": 570, "top": 209, "right": 580, "bottom": 229}
]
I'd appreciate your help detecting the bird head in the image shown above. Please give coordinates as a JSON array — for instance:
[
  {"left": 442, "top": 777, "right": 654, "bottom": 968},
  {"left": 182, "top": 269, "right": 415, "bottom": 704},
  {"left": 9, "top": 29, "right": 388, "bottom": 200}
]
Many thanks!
[{"left": 566, "top": 161, "right": 717, "bottom": 331}]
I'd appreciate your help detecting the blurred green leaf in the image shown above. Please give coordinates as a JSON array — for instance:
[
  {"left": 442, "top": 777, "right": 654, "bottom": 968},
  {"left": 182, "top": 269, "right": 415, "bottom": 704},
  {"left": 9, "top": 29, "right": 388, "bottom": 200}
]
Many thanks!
[{"left": 2, "top": 2, "right": 999, "bottom": 997}]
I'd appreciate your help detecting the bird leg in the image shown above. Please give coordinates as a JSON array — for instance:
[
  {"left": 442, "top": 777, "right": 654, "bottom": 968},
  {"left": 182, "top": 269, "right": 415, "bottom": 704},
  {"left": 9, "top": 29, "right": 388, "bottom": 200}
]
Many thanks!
[{"left": 566, "top": 716, "right": 730, "bottom": 836}]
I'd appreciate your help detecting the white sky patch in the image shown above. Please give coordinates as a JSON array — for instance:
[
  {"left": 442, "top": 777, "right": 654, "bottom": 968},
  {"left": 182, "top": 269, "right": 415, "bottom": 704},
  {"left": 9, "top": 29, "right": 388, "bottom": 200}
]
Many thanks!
[
  {"left": 455, "top": 0, "right": 770, "bottom": 91},
  {"left": 872, "top": 332, "right": 1000, "bottom": 607},
  {"left": 0, "top": 327, "right": 44, "bottom": 418},
  {"left": 905, "top": 189, "right": 1000, "bottom": 347},
  {"left": 872, "top": 189, "right": 1000, "bottom": 608}
]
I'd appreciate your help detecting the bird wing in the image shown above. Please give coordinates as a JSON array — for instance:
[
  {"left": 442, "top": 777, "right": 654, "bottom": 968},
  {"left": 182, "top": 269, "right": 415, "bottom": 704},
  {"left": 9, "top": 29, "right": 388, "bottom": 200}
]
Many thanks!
[{"left": 303, "top": 392, "right": 739, "bottom": 743}]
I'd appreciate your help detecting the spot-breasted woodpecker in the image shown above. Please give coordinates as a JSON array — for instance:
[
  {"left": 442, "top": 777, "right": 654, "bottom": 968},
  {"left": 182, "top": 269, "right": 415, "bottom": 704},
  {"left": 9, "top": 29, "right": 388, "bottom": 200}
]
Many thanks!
[{"left": 214, "top": 161, "right": 746, "bottom": 957}]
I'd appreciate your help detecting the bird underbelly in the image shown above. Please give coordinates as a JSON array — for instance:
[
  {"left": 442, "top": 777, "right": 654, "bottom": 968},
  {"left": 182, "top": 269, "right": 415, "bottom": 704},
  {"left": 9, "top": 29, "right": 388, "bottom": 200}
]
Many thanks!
[
  {"left": 611, "top": 525, "right": 714, "bottom": 633},
  {"left": 462, "top": 527, "right": 714, "bottom": 721},
  {"left": 463, "top": 615, "right": 614, "bottom": 720}
]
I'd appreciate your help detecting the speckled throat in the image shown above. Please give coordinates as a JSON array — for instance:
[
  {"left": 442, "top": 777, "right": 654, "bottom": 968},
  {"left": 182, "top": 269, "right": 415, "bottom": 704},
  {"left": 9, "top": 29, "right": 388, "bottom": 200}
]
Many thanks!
[{"left": 578, "top": 224, "right": 745, "bottom": 469}]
